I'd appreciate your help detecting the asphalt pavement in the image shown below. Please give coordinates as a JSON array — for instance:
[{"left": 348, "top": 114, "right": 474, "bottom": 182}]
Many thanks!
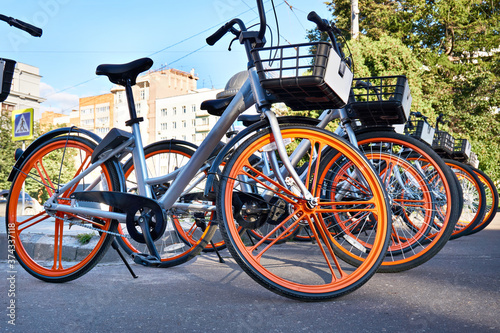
[{"left": 1, "top": 215, "right": 499, "bottom": 333}]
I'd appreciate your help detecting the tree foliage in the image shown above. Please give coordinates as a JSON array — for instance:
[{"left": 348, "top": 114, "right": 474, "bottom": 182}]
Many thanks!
[{"left": 311, "top": 0, "right": 500, "bottom": 184}]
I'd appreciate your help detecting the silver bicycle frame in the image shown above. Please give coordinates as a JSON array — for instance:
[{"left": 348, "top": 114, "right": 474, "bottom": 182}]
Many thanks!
[{"left": 46, "top": 66, "right": 317, "bottom": 221}]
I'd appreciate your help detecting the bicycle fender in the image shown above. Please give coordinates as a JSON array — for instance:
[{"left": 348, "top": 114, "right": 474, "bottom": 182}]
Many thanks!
[
  {"left": 8, "top": 127, "right": 102, "bottom": 182},
  {"left": 203, "top": 116, "right": 320, "bottom": 198}
]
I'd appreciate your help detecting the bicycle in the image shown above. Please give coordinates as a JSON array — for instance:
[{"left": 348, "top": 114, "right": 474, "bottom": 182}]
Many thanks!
[
  {"left": 405, "top": 111, "right": 487, "bottom": 238},
  {"left": 194, "top": 13, "right": 462, "bottom": 273},
  {"left": 6, "top": 1, "right": 391, "bottom": 301}
]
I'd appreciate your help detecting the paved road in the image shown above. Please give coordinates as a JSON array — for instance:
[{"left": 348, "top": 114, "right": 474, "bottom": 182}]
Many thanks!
[{"left": 2, "top": 216, "right": 499, "bottom": 333}]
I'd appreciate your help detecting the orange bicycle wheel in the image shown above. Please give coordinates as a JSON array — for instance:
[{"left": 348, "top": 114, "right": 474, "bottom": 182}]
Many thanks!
[
  {"left": 218, "top": 125, "right": 390, "bottom": 301},
  {"left": 444, "top": 159, "right": 486, "bottom": 239},
  {"left": 322, "top": 152, "right": 434, "bottom": 256},
  {"left": 7, "top": 135, "right": 121, "bottom": 282},
  {"left": 354, "top": 131, "right": 461, "bottom": 272}
]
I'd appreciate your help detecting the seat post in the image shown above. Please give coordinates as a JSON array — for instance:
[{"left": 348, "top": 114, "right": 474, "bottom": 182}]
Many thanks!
[
  {"left": 124, "top": 79, "right": 143, "bottom": 126},
  {"left": 122, "top": 78, "right": 151, "bottom": 198}
]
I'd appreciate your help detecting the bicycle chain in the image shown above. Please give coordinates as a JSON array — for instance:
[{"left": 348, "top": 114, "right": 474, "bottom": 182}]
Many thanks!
[{"left": 46, "top": 201, "right": 131, "bottom": 239}]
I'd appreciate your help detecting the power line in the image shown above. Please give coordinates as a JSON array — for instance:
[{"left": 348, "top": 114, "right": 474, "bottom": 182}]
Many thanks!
[{"left": 43, "top": 6, "right": 259, "bottom": 100}]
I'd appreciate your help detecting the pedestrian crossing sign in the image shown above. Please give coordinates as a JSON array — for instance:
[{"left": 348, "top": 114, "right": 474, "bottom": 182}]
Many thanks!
[{"left": 12, "top": 108, "right": 34, "bottom": 141}]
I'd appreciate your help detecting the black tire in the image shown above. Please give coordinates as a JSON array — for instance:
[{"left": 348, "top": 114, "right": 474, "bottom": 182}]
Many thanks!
[
  {"left": 354, "top": 131, "right": 462, "bottom": 272},
  {"left": 6, "top": 135, "right": 121, "bottom": 282},
  {"left": 443, "top": 159, "right": 486, "bottom": 239},
  {"left": 468, "top": 167, "right": 499, "bottom": 235}
]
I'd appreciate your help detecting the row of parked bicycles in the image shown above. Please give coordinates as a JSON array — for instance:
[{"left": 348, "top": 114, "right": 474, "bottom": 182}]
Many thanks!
[{"left": 3, "top": 1, "right": 498, "bottom": 301}]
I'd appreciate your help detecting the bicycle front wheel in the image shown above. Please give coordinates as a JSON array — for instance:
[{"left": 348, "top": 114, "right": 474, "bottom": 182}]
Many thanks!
[
  {"left": 7, "top": 135, "right": 121, "bottom": 282},
  {"left": 218, "top": 125, "right": 391, "bottom": 301}
]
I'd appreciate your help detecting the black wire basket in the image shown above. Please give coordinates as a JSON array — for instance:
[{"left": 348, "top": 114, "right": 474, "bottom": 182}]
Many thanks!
[
  {"left": 251, "top": 42, "right": 353, "bottom": 111},
  {"left": 0, "top": 58, "right": 16, "bottom": 102},
  {"left": 404, "top": 120, "right": 435, "bottom": 145},
  {"left": 347, "top": 76, "right": 412, "bottom": 126},
  {"left": 432, "top": 130, "right": 455, "bottom": 157},
  {"left": 452, "top": 138, "right": 472, "bottom": 162}
]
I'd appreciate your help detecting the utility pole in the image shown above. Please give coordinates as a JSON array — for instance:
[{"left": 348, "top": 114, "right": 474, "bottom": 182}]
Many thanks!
[{"left": 351, "top": 0, "right": 360, "bottom": 40}]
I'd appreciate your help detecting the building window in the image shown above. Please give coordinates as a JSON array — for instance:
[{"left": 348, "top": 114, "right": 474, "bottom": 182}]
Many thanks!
[
  {"left": 182, "top": 120, "right": 186, "bottom": 128},
  {"left": 161, "top": 122, "right": 168, "bottom": 130},
  {"left": 200, "top": 117, "right": 209, "bottom": 125},
  {"left": 172, "top": 122, "right": 177, "bottom": 129},
  {"left": 192, "top": 104, "right": 196, "bottom": 112},
  {"left": 161, "top": 108, "right": 167, "bottom": 117},
  {"left": 182, "top": 106, "right": 186, "bottom": 113},
  {"left": 192, "top": 134, "right": 196, "bottom": 142},
  {"left": 81, "top": 107, "right": 94, "bottom": 115},
  {"left": 96, "top": 105, "right": 109, "bottom": 113},
  {"left": 82, "top": 119, "right": 94, "bottom": 126},
  {"left": 140, "top": 89, "right": 146, "bottom": 100},
  {"left": 97, "top": 116, "right": 109, "bottom": 125},
  {"left": 173, "top": 107, "right": 177, "bottom": 115}
]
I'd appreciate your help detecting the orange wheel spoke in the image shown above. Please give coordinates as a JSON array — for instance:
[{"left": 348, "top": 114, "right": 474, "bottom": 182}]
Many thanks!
[
  {"left": 306, "top": 214, "right": 345, "bottom": 281},
  {"left": 52, "top": 218, "right": 65, "bottom": 270},
  {"left": 34, "top": 160, "right": 56, "bottom": 197},
  {"left": 242, "top": 163, "right": 297, "bottom": 202},
  {"left": 18, "top": 212, "right": 51, "bottom": 233},
  {"left": 251, "top": 210, "right": 302, "bottom": 260}
]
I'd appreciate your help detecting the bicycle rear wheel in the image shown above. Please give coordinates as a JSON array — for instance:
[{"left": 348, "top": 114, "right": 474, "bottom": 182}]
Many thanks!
[
  {"left": 444, "top": 159, "right": 486, "bottom": 239},
  {"left": 118, "top": 140, "right": 221, "bottom": 268},
  {"left": 355, "top": 131, "right": 461, "bottom": 272},
  {"left": 468, "top": 167, "right": 499, "bottom": 235},
  {"left": 218, "top": 125, "right": 391, "bottom": 301},
  {"left": 7, "top": 135, "right": 121, "bottom": 282}
]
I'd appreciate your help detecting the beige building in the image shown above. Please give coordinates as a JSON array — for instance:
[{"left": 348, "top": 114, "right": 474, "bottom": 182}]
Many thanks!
[
  {"left": 39, "top": 110, "right": 79, "bottom": 131},
  {"left": 78, "top": 94, "right": 114, "bottom": 137},
  {"left": 43, "top": 66, "right": 202, "bottom": 144},
  {"left": 112, "top": 67, "right": 198, "bottom": 144}
]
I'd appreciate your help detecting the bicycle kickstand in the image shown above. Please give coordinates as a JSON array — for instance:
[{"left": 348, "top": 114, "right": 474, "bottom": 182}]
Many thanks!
[
  {"left": 111, "top": 239, "right": 138, "bottom": 278},
  {"left": 211, "top": 240, "right": 225, "bottom": 264}
]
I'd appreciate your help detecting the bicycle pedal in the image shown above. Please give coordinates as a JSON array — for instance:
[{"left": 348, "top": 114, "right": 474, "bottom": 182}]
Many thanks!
[{"left": 132, "top": 253, "right": 161, "bottom": 267}]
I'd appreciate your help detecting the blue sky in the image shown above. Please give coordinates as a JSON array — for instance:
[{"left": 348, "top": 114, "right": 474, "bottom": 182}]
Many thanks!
[{"left": 1, "top": 0, "right": 331, "bottom": 115}]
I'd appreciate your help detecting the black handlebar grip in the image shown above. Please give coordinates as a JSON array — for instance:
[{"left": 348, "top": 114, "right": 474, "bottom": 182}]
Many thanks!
[
  {"left": 307, "top": 11, "right": 329, "bottom": 32},
  {"left": 10, "top": 18, "right": 42, "bottom": 37},
  {"left": 206, "top": 24, "right": 230, "bottom": 46}
]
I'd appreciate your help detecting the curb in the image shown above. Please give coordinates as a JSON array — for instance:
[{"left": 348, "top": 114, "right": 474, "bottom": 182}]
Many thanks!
[{"left": 1, "top": 232, "right": 121, "bottom": 263}]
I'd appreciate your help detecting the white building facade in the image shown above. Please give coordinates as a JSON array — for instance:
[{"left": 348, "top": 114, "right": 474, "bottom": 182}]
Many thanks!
[{"left": 155, "top": 88, "right": 223, "bottom": 145}]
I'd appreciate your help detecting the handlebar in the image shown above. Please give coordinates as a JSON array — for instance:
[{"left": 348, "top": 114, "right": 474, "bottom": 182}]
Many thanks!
[
  {"left": 0, "top": 14, "right": 42, "bottom": 37},
  {"left": 206, "top": 0, "right": 265, "bottom": 47},
  {"left": 206, "top": 19, "right": 245, "bottom": 46},
  {"left": 306, "top": 11, "right": 347, "bottom": 65},
  {"left": 307, "top": 11, "right": 330, "bottom": 32}
]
